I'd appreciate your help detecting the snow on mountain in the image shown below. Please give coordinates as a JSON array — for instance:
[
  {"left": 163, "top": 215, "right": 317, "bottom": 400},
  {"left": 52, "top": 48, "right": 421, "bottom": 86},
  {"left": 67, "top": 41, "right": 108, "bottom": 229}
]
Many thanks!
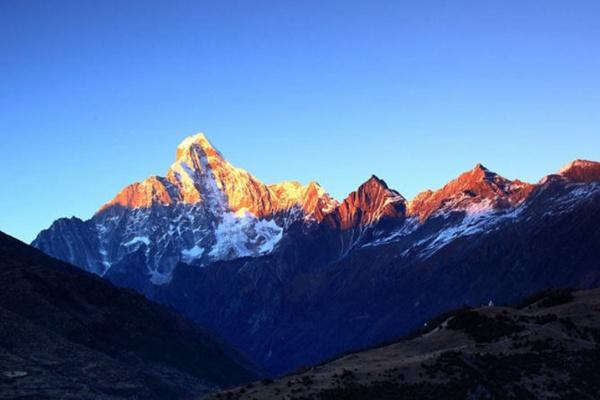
[
  {"left": 407, "top": 163, "right": 533, "bottom": 221},
  {"left": 356, "top": 162, "right": 600, "bottom": 256},
  {"left": 33, "top": 131, "right": 600, "bottom": 294},
  {"left": 31, "top": 142, "right": 600, "bottom": 374},
  {"left": 33, "top": 133, "right": 337, "bottom": 284},
  {"left": 155, "top": 160, "right": 600, "bottom": 374}
]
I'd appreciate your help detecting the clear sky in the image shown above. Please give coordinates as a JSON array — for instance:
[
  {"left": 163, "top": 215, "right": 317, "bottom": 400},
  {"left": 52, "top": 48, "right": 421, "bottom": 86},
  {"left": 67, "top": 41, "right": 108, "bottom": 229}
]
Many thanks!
[{"left": 1, "top": 1, "right": 599, "bottom": 243}]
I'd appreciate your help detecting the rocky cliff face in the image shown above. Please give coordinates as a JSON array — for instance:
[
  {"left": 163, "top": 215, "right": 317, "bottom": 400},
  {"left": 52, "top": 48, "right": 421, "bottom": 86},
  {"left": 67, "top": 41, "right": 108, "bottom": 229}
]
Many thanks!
[
  {"left": 558, "top": 159, "right": 600, "bottom": 182},
  {"left": 324, "top": 175, "right": 406, "bottom": 230},
  {"left": 407, "top": 163, "right": 533, "bottom": 221},
  {"left": 32, "top": 133, "right": 600, "bottom": 374},
  {"left": 33, "top": 133, "right": 336, "bottom": 286},
  {"left": 101, "top": 133, "right": 336, "bottom": 218}
]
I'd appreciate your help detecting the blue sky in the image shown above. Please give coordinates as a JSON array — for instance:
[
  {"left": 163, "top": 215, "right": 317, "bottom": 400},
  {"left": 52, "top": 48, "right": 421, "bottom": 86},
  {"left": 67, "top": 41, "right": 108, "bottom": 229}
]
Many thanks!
[{"left": 1, "top": 1, "right": 599, "bottom": 242}]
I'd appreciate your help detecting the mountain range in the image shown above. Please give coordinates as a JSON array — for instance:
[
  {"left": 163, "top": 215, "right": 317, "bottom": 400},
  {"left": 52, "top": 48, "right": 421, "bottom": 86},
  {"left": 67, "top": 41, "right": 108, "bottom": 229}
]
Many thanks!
[{"left": 33, "top": 133, "right": 600, "bottom": 374}]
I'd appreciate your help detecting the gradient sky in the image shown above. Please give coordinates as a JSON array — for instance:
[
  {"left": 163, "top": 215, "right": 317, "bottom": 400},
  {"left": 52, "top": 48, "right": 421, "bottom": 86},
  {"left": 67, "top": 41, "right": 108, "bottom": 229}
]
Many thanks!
[{"left": 1, "top": 1, "right": 599, "bottom": 242}]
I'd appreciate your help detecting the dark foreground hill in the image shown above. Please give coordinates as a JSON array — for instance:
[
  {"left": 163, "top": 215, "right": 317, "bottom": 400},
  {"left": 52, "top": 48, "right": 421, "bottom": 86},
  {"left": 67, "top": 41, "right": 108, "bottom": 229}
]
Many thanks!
[
  {"left": 206, "top": 288, "right": 600, "bottom": 400},
  {"left": 0, "top": 231, "right": 260, "bottom": 400}
]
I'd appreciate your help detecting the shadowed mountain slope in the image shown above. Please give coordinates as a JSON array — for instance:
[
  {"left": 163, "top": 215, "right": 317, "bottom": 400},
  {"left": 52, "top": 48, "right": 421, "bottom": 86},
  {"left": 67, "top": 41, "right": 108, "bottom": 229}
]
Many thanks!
[
  {"left": 206, "top": 288, "right": 600, "bottom": 400},
  {"left": 153, "top": 159, "right": 600, "bottom": 374},
  {"left": 0, "top": 231, "right": 260, "bottom": 400}
]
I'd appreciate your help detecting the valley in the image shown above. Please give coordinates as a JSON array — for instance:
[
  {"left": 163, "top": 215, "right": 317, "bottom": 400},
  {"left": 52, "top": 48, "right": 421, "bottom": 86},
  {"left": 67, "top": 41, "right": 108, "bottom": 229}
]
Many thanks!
[{"left": 205, "top": 288, "right": 600, "bottom": 400}]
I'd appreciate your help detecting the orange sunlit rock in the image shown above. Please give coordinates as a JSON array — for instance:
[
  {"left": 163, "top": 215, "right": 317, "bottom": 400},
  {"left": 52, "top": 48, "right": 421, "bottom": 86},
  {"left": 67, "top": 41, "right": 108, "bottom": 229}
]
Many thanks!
[
  {"left": 559, "top": 159, "right": 600, "bottom": 183},
  {"left": 323, "top": 175, "right": 406, "bottom": 230},
  {"left": 99, "top": 176, "right": 175, "bottom": 212},
  {"left": 408, "top": 163, "right": 534, "bottom": 221},
  {"left": 98, "top": 133, "right": 337, "bottom": 219}
]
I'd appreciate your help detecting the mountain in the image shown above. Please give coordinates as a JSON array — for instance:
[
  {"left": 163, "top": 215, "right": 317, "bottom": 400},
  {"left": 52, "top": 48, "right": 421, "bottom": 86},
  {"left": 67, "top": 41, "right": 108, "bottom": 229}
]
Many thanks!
[
  {"left": 205, "top": 288, "right": 600, "bottom": 400},
  {"left": 33, "top": 133, "right": 336, "bottom": 286},
  {"left": 153, "top": 156, "right": 600, "bottom": 374},
  {"left": 407, "top": 163, "right": 533, "bottom": 221},
  {"left": 558, "top": 159, "right": 600, "bottom": 182},
  {"left": 32, "top": 133, "right": 600, "bottom": 374},
  {"left": 324, "top": 175, "right": 406, "bottom": 230},
  {"left": 0, "top": 231, "right": 260, "bottom": 399}
]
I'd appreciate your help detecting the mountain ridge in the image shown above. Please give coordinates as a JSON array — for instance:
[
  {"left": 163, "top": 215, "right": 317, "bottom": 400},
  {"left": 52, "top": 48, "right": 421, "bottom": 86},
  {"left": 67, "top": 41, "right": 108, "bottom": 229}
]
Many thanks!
[
  {"left": 99, "top": 133, "right": 337, "bottom": 217},
  {"left": 34, "top": 133, "right": 337, "bottom": 282},
  {"left": 31, "top": 132, "right": 600, "bottom": 374}
]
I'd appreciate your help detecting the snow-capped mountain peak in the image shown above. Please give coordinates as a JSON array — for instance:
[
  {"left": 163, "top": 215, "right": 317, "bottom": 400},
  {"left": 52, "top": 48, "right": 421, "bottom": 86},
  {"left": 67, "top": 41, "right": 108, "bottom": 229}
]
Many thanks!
[
  {"left": 407, "top": 163, "right": 533, "bottom": 220},
  {"left": 175, "top": 132, "right": 219, "bottom": 160},
  {"left": 36, "top": 132, "right": 337, "bottom": 284},
  {"left": 34, "top": 131, "right": 600, "bottom": 294},
  {"left": 167, "top": 133, "right": 246, "bottom": 210}
]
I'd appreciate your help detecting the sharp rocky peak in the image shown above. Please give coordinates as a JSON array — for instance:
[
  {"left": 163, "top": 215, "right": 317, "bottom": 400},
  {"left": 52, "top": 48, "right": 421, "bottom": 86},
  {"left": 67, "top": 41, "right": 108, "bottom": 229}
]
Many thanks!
[
  {"left": 99, "top": 132, "right": 336, "bottom": 220},
  {"left": 355, "top": 175, "right": 405, "bottom": 201},
  {"left": 324, "top": 175, "right": 406, "bottom": 229},
  {"left": 169, "top": 133, "right": 235, "bottom": 184},
  {"left": 361, "top": 174, "right": 392, "bottom": 189},
  {"left": 462, "top": 163, "right": 497, "bottom": 183},
  {"left": 408, "top": 163, "right": 533, "bottom": 221},
  {"left": 175, "top": 133, "right": 221, "bottom": 160},
  {"left": 55, "top": 131, "right": 340, "bottom": 282}
]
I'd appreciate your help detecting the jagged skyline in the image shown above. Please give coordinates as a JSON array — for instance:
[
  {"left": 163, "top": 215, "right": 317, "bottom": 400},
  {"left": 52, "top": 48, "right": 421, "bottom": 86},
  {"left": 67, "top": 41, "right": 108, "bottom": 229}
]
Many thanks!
[
  {"left": 32, "top": 131, "right": 600, "bottom": 374},
  {"left": 32, "top": 131, "right": 599, "bottom": 288},
  {"left": 2, "top": 2, "right": 599, "bottom": 242}
]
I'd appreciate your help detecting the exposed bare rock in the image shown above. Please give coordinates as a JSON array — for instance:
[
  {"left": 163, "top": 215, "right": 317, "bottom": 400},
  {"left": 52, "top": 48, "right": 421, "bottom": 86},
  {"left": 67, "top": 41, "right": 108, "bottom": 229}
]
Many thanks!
[{"left": 408, "top": 163, "right": 534, "bottom": 221}]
